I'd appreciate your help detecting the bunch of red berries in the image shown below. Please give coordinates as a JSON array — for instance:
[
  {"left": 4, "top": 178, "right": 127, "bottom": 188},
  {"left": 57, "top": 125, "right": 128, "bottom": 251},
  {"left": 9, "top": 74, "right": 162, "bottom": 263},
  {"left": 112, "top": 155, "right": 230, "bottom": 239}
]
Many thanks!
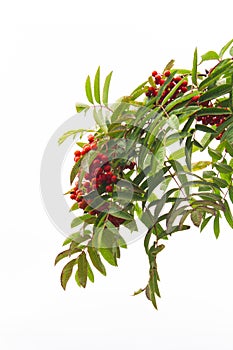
[
  {"left": 69, "top": 135, "right": 137, "bottom": 226},
  {"left": 83, "top": 157, "right": 118, "bottom": 194},
  {"left": 74, "top": 134, "right": 97, "bottom": 163},
  {"left": 145, "top": 70, "right": 188, "bottom": 104},
  {"left": 193, "top": 99, "right": 230, "bottom": 140}
]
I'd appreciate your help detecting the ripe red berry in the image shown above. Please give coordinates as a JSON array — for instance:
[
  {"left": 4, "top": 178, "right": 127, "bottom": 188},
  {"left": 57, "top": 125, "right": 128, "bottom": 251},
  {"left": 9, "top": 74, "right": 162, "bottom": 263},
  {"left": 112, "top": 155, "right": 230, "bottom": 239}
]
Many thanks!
[
  {"left": 74, "top": 150, "right": 81, "bottom": 157},
  {"left": 92, "top": 159, "right": 101, "bottom": 167},
  {"left": 181, "top": 86, "right": 188, "bottom": 93},
  {"left": 174, "top": 76, "right": 182, "bottom": 83},
  {"left": 159, "top": 79, "right": 165, "bottom": 85},
  {"left": 164, "top": 70, "right": 171, "bottom": 77},
  {"left": 79, "top": 200, "right": 87, "bottom": 209},
  {"left": 83, "top": 182, "right": 90, "bottom": 188},
  {"left": 106, "top": 185, "right": 113, "bottom": 192},
  {"left": 88, "top": 134, "right": 94, "bottom": 143},
  {"left": 90, "top": 142, "right": 97, "bottom": 150},
  {"left": 155, "top": 74, "right": 162, "bottom": 84},
  {"left": 100, "top": 154, "right": 108, "bottom": 163},
  {"left": 152, "top": 71, "right": 158, "bottom": 77},
  {"left": 74, "top": 156, "right": 80, "bottom": 162},
  {"left": 191, "top": 95, "right": 200, "bottom": 102},
  {"left": 111, "top": 175, "right": 117, "bottom": 183},
  {"left": 182, "top": 80, "right": 188, "bottom": 87},
  {"left": 104, "top": 165, "right": 111, "bottom": 172},
  {"left": 70, "top": 194, "right": 76, "bottom": 200}
]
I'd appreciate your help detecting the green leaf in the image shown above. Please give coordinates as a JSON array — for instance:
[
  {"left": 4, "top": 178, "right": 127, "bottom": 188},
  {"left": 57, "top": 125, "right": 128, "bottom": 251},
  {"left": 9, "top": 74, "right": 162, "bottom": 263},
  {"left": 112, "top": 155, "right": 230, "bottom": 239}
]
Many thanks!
[
  {"left": 195, "top": 124, "right": 216, "bottom": 134},
  {"left": 214, "top": 214, "right": 220, "bottom": 239},
  {"left": 70, "top": 160, "right": 81, "bottom": 185},
  {"left": 163, "top": 59, "right": 175, "bottom": 72},
  {"left": 58, "top": 129, "right": 89, "bottom": 145},
  {"left": 212, "top": 177, "right": 228, "bottom": 188},
  {"left": 168, "top": 114, "right": 179, "bottom": 131},
  {"left": 69, "top": 202, "right": 79, "bottom": 212},
  {"left": 192, "top": 47, "right": 198, "bottom": 86},
  {"left": 191, "top": 210, "right": 203, "bottom": 227},
  {"left": 192, "top": 161, "right": 211, "bottom": 171},
  {"left": 76, "top": 103, "right": 89, "bottom": 113},
  {"left": 199, "top": 84, "right": 232, "bottom": 103},
  {"left": 100, "top": 248, "right": 117, "bottom": 266},
  {"left": 60, "top": 259, "right": 77, "bottom": 290},
  {"left": 208, "top": 147, "right": 222, "bottom": 160},
  {"left": 200, "top": 216, "right": 212, "bottom": 232},
  {"left": 195, "top": 107, "right": 231, "bottom": 117},
  {"left": 87, "top": 246, "right": 106, "bottom": 276},
  {"left": 94, "top": 66, "right": 101, "bottom": 104},
  {"left": 223, "top": 199, "right": 233, "bottom": 228},
  {"left": 85, "top": 75, "right": 94, "bottom": 104},
  {"left": 71, "top": 214, "right": 93, "bottom": 228},
  {"left": 93, "top": 108, "right": 108, "bottom": 133},
  {"left": 229, "top": 186, "right": 233, "bottom": 203},
  {"left": 200, "top": 51, "right": 219, "bottom": 62},
  {"left": 108, "top": 209, "right": 133, "bottom": 221},
  {"left": 54, "top": 247, "right": 81, "bottom": 265},
  {"left": 230, "top": 46, "right": 233, "bottom": 56},
  {"left": 185, "top": 136, "right": 192, "bottom": 171},
  {"left": 77, "top": 251, "right": 88, "bottom": 288},
  {"left": 132, "top": 288, "right": 145, "bottom": 296},
  {"left": 148, "top": 75, "right": 156, "bottom": 87},
  {"left": 102, "top": 71, "right": 113, "bottom": 105},
  {"left": 87, "top": 261, "right": 95, "bottom": 283},
  {"left": 70, "top": 217, "right": 82, "bottom": 228},
  {"left": 219, "top": 39, "right": 233, "bottom": 58},
  {"left": 214, "top": 162, "right": 233, "bottom": 174}
]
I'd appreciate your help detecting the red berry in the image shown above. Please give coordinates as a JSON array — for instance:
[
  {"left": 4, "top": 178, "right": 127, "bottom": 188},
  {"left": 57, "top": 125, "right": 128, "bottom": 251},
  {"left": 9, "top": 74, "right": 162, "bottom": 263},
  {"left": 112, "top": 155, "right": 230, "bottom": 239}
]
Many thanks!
[
  {"left": 83, "top": 182, "right": 90, "bottom": 188},
  {"left": 74, "top": 156, "right": 80, "bottom": 162},
  {"left": 70, "top": 194, "right": 76, "bottom": 200},
  {"left": 79, "top": 200, "right": 87, "bottom": 209},
  {"left": 84, "top": 173, "right": 90, "bottom": 180},
  {"left": 88, "top": 134, "right": 94, "bottom": 143},
  {"left": 182, "top": 80, "right": 188, "bottom": 87},
  {"left": 181, "top": 86, "right": 188, "bottom": 93},
  {"left": 100, "top": 154, "right": 108, "bottom": 163},
  {"left": 155, "top": 74, "right": 162, "bottom": 84},
  {"left": 111, "top": 175, "right": 117, "bottom": 183},
  {"left": 104, "top": 165, "right": 111, "bottom": 172},
  {"left": 90, "top": 142, "right": 97, "bottom": 150},
  {"left": 159, "top": 79, "right": 165, "bottom": 85},
  {"left": 164, "top": 70, "right": 171, "bottom": 77},
  {"left": 106, "top": 185, "right": 113, "bottom": 192},
  {"left": 191, "top": 95, "right": 200, "bottom": 102},
  {"left": 174, "top": 76, "right": 182, "bottom": 83},
  {"left": 74, "top": 150, "right": 81, "bottom": 157},
  {"left": 152, "top": 71, "right": 158, "bottom": 77},
  {"left": 92, "top": 159, "right": 101, "bottom": 167}
]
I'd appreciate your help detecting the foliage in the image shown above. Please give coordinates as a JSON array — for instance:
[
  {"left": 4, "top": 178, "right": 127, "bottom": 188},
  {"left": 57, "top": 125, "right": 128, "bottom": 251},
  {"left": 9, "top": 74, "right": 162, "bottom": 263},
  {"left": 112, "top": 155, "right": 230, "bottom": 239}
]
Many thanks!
[{"left": 55, "top": 40, "right": 233, "bottom": 309}]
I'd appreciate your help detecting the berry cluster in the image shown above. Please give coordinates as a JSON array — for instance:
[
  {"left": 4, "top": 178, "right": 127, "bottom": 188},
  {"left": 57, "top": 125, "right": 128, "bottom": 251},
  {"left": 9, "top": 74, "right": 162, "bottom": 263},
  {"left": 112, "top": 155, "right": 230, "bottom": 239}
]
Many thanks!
[
  {"left": 74, "top": 134, "right": 97, "bottom": 163},
  {"left": 69, "top": 134, "right": 137, "bottom": 227},
  {"left": 145, "top": 70, "right": 188, "bottom": 104},
  {"left": 193, "top": 99, "right": 229, "bottom": 140}
]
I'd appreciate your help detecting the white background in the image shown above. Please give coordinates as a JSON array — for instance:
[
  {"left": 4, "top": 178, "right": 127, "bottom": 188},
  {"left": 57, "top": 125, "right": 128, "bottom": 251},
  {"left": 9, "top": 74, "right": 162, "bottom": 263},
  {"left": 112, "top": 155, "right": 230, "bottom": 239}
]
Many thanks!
[{"left": 1, "top": 1, "right": 233, "bottom": 349}]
